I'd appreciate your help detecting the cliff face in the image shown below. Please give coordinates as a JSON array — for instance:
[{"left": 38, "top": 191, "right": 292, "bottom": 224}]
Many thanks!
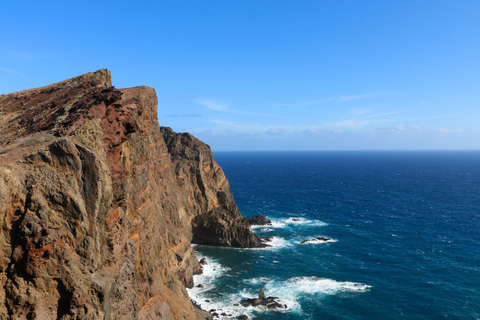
[
  {"left": 0, "top": 70, "right": 260, "bottom": 320},
  {"left": 161, "top": 127, "right": 262, "bottom": 248}
]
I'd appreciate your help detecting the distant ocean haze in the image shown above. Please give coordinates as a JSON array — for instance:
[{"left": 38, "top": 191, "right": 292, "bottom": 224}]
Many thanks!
[{"left": 188, "top": 151, "right": 480, "bottom": 320}]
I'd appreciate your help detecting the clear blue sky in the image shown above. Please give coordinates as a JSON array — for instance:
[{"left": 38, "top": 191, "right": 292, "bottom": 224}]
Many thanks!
[{"left": 1, "top": 1, "right": 479, "bottom": 150}]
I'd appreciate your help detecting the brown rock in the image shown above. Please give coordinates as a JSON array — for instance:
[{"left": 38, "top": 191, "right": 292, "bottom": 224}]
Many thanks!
[
  {"left": 240, "top": 288, "right": 285, "bottom": 310},
  {"left": 0, "top": 70, "right": 261, "bottom": 319},
  {"left": 247, "top": 214, "right": 272, "bottom": 226},
  {"left": 161, "top": 127, "right": 265, "bottom": 248},
  {"left": 258, "top": 288, "right": 267, "bottom": 300}
]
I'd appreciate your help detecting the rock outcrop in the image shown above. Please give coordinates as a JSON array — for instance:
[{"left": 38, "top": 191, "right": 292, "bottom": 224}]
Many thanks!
[
  {"left": 247, "top": 215, "right": 272, "bottom": 226},
  {"left": 161, "top": 127, "right": 264, "bottom": 248},
  {"left": 240, "top": 289, "right": 286, "bottom": 310},
  {"left": 0, "top": 70, "right": 260, "bottom": 319}
]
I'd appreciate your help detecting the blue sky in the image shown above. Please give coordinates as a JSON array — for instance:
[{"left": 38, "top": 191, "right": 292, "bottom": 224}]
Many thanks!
[{"left": 1, "top": 1, "right": 479, "bottom": 150}]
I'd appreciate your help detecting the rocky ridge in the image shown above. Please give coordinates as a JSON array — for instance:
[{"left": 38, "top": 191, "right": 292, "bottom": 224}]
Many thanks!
[{"left": 0, "top": 70, "right": 261, "bottom": 319}]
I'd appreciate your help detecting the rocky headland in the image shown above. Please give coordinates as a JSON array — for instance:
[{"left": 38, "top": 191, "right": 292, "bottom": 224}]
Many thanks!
[{"left": 0, "top": 70, "right": 262, "bottom": 319}]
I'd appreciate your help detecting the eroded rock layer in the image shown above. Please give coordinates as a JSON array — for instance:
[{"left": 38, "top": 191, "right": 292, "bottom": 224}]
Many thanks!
[{"left": 0, "top": 70, "right": 260, "bottom": 319}]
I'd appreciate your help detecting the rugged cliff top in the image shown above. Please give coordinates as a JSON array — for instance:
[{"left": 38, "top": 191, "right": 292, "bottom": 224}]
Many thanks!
[
  {"left": 0, "top": 70, "right": 114, "bottom": 146},
  {"left": 0, "top": 70, "right": 260, "bottom": 319}
]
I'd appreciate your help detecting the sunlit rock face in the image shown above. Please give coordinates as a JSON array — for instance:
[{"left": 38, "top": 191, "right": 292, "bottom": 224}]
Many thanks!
[{"left": 0, "top": 70, "right": 260, "bottom": 319}]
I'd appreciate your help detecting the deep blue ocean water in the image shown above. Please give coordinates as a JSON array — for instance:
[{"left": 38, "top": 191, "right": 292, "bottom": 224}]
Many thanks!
[{"left": 187, "top": 151, "right": 480, "bottom": 319}]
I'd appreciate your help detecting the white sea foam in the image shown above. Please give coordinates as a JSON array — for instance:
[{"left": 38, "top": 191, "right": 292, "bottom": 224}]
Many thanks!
[
  {"left": 189, "top": 271, "right": 284, "bottom": 319},
  {"left": 297, "top": 237, "right": 337, "bottom": 244},
  {"left": 237, "top": 276, "right": 372, "bottom": 314},
  {"left": 284, "top": 217, "right": 326, "bottom": 226},
  {"left": 275, "top": 276, "right": 372, "bottom": 296},
  {"left": 188, "top": 257, "right": 230, "bottom": 296},
  {"left": 274, "top": 217, "right": 327, "bottom": 228},
  {"left": 250, "top": 216, "right": 327, "bottom": 230},
  {"left": 259, "top": 276, "right": 371, "bottom": 313},
  {"left": 188, "top": 257, "right": 249, "bottom": 319},
  {"left": 260, "top": 228, "right": 274, "bottom": 232},
  {"left": 269, "top": 220, "right": 288, "bottom": 228},
  {"left": 243, "top": 277, "right": 269, "bottom": 285},
  {"left": 188, "top": 258, "right": 371, "bottom": 319},
  {"left": 260, "top": 236, "right": 292, "bottom": 250}
]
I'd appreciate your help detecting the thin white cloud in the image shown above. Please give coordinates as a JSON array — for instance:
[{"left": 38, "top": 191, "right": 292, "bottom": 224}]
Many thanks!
[
  {"left": 325, "top": 110, "right": 408, "bottom": 129},
  {"left": 211, "top": 119, "right": 296, "bottom": 134},
  {"left": 377, "top": 125, "right": 465, "bottom": 135},
  {"left": 361, "top": 110, "right": 408, "bottom": 119},
  {"left": 438, "top": 127, "right": 464, "bottom": 133},
  {"left": 194, "top": 99, "right": 228, "bottom": 111},
  {"left": 0, "top": 51, "right": 37, "bottom": 61},
  {"left": 193, "top": 98, "right": 274, "bottom": 117},
  {"left": 350, "top": 108, "right": 371, "bottom": 115},
  {"left": 0, "top": 66, "right": 27, "bottom": 77},
  {"left": 326, "top": 118, "right": 375, "bottom": 128},
  {"left": 273, "top": 92, "right": 391, "bottom": 108},
  {"left": 165, "top": 113, "right": 202, "bottom": 118}
]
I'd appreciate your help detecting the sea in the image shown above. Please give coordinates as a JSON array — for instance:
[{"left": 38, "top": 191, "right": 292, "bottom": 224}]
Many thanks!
[{"left": 187, "top": 151, "right": 480, "bottom": 320}]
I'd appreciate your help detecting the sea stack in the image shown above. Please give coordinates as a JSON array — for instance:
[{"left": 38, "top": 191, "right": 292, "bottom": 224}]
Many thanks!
[{"left": 0, "top": 70, "right": 261, "bottom": 319}]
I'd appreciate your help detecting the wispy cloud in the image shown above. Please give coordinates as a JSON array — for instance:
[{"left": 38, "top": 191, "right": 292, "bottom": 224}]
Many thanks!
[
  {"left": 194, "top": 99, "right": 228, "bottom": 111},
  {"left": 166, "top": 113, "right": 202, "bottom": 118},
  {"left": 273, "top": 92, "right": 391, "bottom": 108},
  {"left": 325, "top": 110, "right": 408, "bottom": 128},
  {"left": 211, "top": 119, "right": 294, "bottom": 133},
  {"left": 377, "top": 125, "right": 465, "bottom": 135},
  {"left": 193, "top": 98, "right": 273, "bottom": 117},
  {"left": 0, "top": 50, "right": 37, "bottom": 61},
  {"left": 0, "top": 66, "right": 28, "bottom": 77}
]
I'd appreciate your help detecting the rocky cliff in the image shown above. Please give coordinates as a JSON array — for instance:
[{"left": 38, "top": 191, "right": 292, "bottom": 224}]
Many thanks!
[{"left": 0, "top": 70, "right": 262, "bottom": 319}]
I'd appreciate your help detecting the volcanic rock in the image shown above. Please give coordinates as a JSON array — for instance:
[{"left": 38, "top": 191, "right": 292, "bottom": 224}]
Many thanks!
[
  {"left": 247, "top": 214, "right": 272, "bottom": 226},
  {"left": 240, "top": 289, "right": 286, "bottom": 310},
  {"left": 162, "top": 127, "right": 264, "bottom": 248},
  {"left": 0, "top": 70, "right": 261, "bottom": 319}
]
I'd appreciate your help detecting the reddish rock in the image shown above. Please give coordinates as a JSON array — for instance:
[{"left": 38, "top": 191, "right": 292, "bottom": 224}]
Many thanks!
[{"left": 0, "top": 70, "right": 257, "bottom": 319}]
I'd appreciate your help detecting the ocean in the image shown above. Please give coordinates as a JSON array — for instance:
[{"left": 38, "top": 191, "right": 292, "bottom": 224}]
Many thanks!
[{"left": 187, "top": 151, "right": 480, "bottom": 319}]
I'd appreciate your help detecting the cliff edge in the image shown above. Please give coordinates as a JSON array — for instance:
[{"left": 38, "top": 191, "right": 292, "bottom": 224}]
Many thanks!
[{"left": 0, "top": 70, "right": 261, "bottom": 319}]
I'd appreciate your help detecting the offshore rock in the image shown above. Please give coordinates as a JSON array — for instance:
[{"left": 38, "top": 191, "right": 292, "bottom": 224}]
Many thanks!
[
  {"left": 240, "top": 289, "right": 286, "bottom": 310},
  {"left": 247, "top": 214, "right": 272, "bottom": 226},
  {"left": 0, "top": 70, "right": 259, "bottom": 319}
]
